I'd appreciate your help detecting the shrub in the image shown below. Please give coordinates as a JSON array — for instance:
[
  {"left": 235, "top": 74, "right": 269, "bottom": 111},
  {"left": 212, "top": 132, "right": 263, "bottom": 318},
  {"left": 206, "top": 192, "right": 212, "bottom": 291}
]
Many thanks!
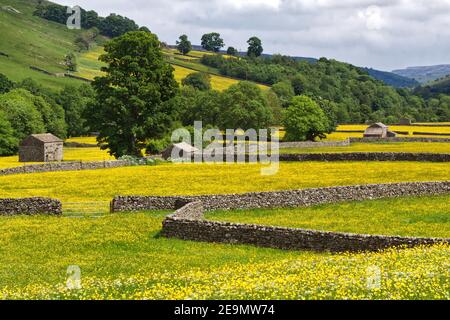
[
  {"left": 182, "top": 72, "right": 211, "bottom": 91},
  {"left": 0, "top": 110, "right": 18, "bottom": 156}
]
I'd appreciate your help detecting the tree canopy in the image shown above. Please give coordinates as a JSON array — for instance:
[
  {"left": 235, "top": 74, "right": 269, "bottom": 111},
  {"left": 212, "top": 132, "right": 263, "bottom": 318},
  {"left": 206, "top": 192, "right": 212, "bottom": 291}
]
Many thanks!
[
  {"left": 283, "top": 96, "right": 330, "bottom": 141},
  {"left": 89, "top": 31, "right": 178, "bottom": 158},
  {"left": 182, "top": 72, "right": 211, "bottom": 91},
  {"left": 176, "top": 34, "right": 192, "bottom": 55},
  {"left": 227, "top": 47, "right": 238, "bottom": 56},
  {"left": 247, "top": 37, "right": 263, "bottom": 57},
  {"left": 201, "top": 33, "right": 225, "bottom": 52},
  {"left": 219, "top": 81, "right": 273, "bottom": 130}
]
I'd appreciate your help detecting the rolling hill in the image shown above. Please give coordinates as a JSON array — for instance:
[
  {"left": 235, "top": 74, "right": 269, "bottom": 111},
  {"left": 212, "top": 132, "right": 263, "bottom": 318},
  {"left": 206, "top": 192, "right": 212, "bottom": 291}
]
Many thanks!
[
  {"left": 0, "top": 0, "right": 264, "bottom": 92},
  {"left": 362, "top": 68, "right": 419, "bottom": 88},
  {"left": 392, "top": 65, "right": 450, "bottom": 84},
  {"left": 0, "top": 0, "right": 88, "bottom": 90}
]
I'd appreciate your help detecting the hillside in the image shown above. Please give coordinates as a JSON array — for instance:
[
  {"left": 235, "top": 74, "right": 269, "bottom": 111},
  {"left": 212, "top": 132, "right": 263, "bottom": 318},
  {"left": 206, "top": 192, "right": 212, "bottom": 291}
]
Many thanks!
[
  {"left": 180, "top": 46, "right": 417, "bottom": 88},
  {"left": 0, "top": 0, "right": 265, "bottom": 92},
  {"left": 362, "top": 68, "right": 419, "bottom": 88},
  {"left": 0, "top": 0, "right": 89, "bottom": 89},
  {"left": 392, "top": 64, "right": 450, "bottom": 84},
  {"left": 414, "top": 75, "right": 450, "bottom": 98}
]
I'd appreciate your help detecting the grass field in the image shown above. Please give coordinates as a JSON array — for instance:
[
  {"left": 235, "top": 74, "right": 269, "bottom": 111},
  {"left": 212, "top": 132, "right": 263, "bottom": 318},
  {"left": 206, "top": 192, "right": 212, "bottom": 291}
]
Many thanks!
[
  {"left": 65, "top": 137, "right": 99, "bottom": 145},
  {"left": 0, "top": 162, "right": 449, "bottom": 202},
  {"left": 208, "top": 195, "right": 450, "bottom": 238},
  {"left": 171, "top": 64, "right": 268, "bottom": 91},
  {"left": 280, "top": 142, "right": 450, "bottom": 154},
  {"left": 0, "top": 210, "right": 448, "bottom": 299}
]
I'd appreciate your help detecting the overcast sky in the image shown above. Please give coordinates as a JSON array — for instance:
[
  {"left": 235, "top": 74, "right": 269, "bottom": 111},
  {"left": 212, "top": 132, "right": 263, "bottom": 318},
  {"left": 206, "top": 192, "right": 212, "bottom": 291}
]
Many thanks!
[{"left": 57, "top": 0, "right": 450, "bottom": 71}]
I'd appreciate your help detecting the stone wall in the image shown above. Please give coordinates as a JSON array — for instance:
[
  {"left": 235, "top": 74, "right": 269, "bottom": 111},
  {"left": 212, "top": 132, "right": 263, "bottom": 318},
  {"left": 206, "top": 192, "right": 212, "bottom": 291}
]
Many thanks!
[
  {"left": 279, "top": 152, "right": 450, "bottom": 162},
  {"left": 0, "top": 160, "right": 133, "bottom": 176},
  {"left": 279, "top": 140, "right": 350, "bottom": 148},
  {"left": 161, "top": 217, "right": 449, "bottom": 253},
  {"left": 0, "top": 198, "right": 62, "bottom": 215},
  {"left": 350, "top": 137, "right": 450, "bottom": 143},
  {"left": 111, "top": 181, "right": 450, "bottom": 212},
  {"left": 153, "top": 181, "right": 450, "bottom": 252}
]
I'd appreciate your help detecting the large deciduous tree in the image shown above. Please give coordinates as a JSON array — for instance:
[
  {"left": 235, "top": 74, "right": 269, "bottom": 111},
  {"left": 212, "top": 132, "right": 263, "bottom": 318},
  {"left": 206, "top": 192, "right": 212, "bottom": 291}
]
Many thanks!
[
  {"left": 283, "top": 96, "right": 329, "bottom": 141},
  {"left": 247, "top": 37, "right": 263, "bottom": 57},
  {"left": 176, "top": 34, "right": 192, "bottom": 55},
  {"left": 201, "top": 32, "right": 224, "bottom": 52},
  {"left": 89, "top": 31, "right": 178, "bottom": 158}
]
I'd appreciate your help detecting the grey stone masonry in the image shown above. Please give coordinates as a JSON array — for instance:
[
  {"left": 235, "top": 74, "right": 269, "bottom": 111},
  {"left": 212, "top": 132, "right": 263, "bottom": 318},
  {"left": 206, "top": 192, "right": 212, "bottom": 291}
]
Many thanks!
[
  {"left": 0, "top": 198, "right": 62, "bottom": 215},
  {"left": 0, "top": 160, "right": 133, "bottom": 176},
  {"left": 111, "top": 181, "right": 450, "bottom": 212},
  {"left": 279, "top": 152, "right": 450, "bottom": 162},
  {"left": 350, "top": 137, "right": 450, "bottom": 143},
  {"left": 156, "top": 181, "right": 450, "bottom": 252},
  {"left": 279, "top": 140, "right": 350, "bottom": 148},
  {"left": 161, "top": 218, "right": 449, "bottom": 253}
]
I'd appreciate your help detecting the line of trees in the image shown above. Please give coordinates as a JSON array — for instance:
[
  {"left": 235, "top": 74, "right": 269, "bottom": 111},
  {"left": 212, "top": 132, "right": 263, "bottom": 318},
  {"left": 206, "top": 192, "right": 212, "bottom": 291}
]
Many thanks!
[
  {"left": 33, "top": 3, "right": 140, "bottom": 38},
  {"left": 176, "top": 33, "right": 264, "bottom": 58}
]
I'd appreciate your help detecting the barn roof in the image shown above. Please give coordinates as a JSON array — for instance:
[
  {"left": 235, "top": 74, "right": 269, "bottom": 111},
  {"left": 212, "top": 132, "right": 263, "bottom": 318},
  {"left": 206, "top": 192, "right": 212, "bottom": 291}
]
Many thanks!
[
  {"left": 20, "top": 133, "right": 63, "bottom": 146},
  {"left": 368, "top": 122, "right": 388, "bottom": 128},
  {"left": 31, "top": 133, "right": 63, "bottom": 143}
]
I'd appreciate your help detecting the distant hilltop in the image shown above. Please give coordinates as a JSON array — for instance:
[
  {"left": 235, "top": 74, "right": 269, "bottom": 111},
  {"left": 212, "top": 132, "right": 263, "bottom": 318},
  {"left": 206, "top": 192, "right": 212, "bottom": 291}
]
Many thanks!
[{"left": 392, "top": 64, "right": 450, "bottom": 84}]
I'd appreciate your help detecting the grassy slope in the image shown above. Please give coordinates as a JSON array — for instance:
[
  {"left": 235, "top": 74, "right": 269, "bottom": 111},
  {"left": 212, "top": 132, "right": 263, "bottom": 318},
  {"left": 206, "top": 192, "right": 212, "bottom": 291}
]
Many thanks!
[
  {"left": 207, "top": 195, "right": 450, "bottom": 238},
  {"left": 0, "top": 0, "right": 85, "bottom": 90}
]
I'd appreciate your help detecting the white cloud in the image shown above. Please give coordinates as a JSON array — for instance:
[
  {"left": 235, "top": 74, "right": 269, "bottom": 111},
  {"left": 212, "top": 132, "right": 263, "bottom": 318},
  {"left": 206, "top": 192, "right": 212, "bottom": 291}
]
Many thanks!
[
  {"left": 56, "top": 0, "right": 450, "bottom": 70},
  {"left": 359, "top": 5, "right": 385, "bottom": 30}
]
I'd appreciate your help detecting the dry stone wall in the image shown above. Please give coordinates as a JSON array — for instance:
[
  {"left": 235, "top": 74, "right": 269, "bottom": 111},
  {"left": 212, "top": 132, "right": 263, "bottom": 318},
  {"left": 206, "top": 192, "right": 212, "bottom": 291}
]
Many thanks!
[
  {"left": 115, "top": 181, "right": 450, "bottom": 252},
  {"left": 350, "top": 137, "right": 450, "bottom": 143},
  {"left": 0, "top": 160, "right": 133, "bottom": 176},
  {"left": 0, "top": 198, "right": 62, "bottom": 215},
  {"left": 279, "top": 152, "right": 450, "bottom": 162},
  {"left": 279, "top": 140, "right": 350, "bottom": 148},
  {"left": 111, "top": 181, "right": 450, "bottom": 212},
  {"left": 161, "top": 217, "right": 449, "bottom": 253}
]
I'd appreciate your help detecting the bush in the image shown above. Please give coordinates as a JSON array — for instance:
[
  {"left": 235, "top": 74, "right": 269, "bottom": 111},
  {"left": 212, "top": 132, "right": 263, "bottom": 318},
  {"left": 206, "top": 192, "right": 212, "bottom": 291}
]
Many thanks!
[
  {"left": 0, "top": 89, "right": 46, "bottom": 141},
  {"left": 0, "top": 110, "right": 18, "bottom": 156},
  {"left": 146, "top": 136, "right": 171, "bottom": 155},
  {"left": 182, "top": 72, "right": 211, "bottom": 91},
  {"left": 0, "top": 73, "right": 14, "bottom": 94}
]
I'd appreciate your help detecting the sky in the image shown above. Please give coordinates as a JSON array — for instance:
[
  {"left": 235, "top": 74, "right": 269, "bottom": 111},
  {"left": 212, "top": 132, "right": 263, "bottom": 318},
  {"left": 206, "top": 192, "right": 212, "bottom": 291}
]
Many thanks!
[{"left": 56, "top": 0, "right": 450, "bottom": 71}]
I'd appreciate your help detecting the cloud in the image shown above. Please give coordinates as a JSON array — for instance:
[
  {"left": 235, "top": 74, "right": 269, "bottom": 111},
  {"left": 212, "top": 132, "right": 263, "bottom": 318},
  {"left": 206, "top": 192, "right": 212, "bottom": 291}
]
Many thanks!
[{"left": 56, "top": 0, "right": 450, "bottom": 70}]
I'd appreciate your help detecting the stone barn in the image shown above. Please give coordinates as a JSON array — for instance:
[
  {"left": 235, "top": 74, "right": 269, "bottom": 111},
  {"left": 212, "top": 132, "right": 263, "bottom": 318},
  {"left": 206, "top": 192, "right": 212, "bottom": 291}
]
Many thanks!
[
  {"left": 363, "top": 123, "right": 397, "bottom": 138},
  {"left": 162, "top": 142, "right": 199, "bottom": 160},
  {"left": 19, "top": 134, "right": 63, "bottom": 162}
]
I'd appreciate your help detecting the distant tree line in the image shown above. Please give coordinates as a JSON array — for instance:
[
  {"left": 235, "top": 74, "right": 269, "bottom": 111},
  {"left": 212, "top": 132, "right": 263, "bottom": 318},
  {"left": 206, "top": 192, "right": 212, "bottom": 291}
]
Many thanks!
[
  {"left": 175, "top": 33, "right": 263, "bottom": 58},
  {"left": 33, "top": 3, "right": 140, "bottom": 38}
]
